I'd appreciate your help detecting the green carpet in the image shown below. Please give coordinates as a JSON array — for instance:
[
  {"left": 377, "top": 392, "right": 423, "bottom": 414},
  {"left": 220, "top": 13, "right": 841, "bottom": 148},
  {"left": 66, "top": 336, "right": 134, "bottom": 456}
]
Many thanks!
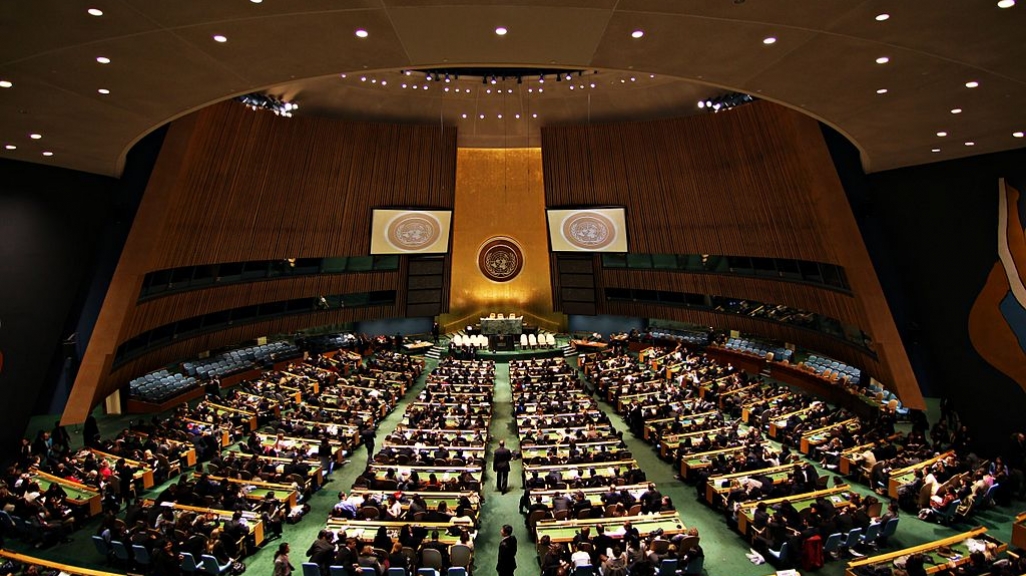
[{"left": 12, "top": 359, "right": 1025, "bottom": 576}]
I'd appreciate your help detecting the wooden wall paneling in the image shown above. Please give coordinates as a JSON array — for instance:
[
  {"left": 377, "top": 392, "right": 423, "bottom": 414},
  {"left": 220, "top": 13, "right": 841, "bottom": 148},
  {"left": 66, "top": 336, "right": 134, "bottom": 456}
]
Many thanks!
[{"left": 66, "top": 103, "right": 457, "bottom": 423}]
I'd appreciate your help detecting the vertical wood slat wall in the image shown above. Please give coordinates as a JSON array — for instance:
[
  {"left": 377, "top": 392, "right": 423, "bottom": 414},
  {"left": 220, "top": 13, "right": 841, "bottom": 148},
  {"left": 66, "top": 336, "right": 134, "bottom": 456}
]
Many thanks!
[
  {"left": 66, "top": 102, "right": 457, "bottom": 421},
  {"left": 541, "top": 102, "right": 920, "bottom": 405}
]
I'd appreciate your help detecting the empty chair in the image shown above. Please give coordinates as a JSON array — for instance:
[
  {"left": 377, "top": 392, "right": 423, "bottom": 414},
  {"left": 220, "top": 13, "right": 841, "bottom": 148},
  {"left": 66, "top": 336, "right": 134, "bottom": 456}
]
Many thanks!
[
  {"left": 91, "top": 535, "right": 112, "bottom": 561},
  {"left": 361, "top": 569, "right": 378, "bottom": 576},
  {"left": 452, "top": 334, "right": 463, "bottom": 347},
  {"left": 528, "top": 334, "right": 538, "bottom": 348},
  {"left": 841, "top": 528, "right": 863, "bottom": 555},
  {"left": 573, "top": 566, "right": 595, "bottom": 576},
  {"left": 878, "top": 518, "right": 899, "bottom": 545},
  {"left": 303, "top": 563, "right": 322, "bottom": 576},
  {"left": 388, "top": 569, "right": 407, "bottom": 576},
  {"left": 447, "top": 569, "right": 468, "bottom": 576},
  {"left": 418, "top": 569, "right": 439, "bottom": 576},
  {"left": 822, "top": 532, "right": 844, "bottom": 559},
  {"left": 200, "top": 554, "right": 234, "bottom": 575},
  {"left": 181, "top": 552, "right": 200, "bottom": 574},
  {"left": 110, "top": 541, "right": 133, "bottom": 564},
  {"left": 450, "top": 544, "right": 473, "bottom": 570},
  {"left": 330, "top": 567, "right": 350, "bottom": 576},
  {"left": 658, "top": 559, "right": 678, "bottom": 576},
  {"left": 520, "top": 333, "right": 529, "bottom": 349},
  {"left": 545, "top": 333, "right": 556, "bottom": 347},
  {"left": 860, "top": 522, "right": 883, "bottom": 548},
  {"left": 766, "top": 541, "right": 790, "bottom": 567},
  {"left": 132, "top": 544, "right": 152, "bottom": 568}
]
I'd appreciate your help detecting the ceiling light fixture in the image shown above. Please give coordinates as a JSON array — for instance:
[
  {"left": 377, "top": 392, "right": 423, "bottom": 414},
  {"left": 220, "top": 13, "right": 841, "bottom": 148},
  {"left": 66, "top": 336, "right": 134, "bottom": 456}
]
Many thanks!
[
  {"left": 875, "top": 56, "right": 889, "bottom": 64},
  {"left": 997, "top": 0, "right": 1015, "bottom": 7},
  {"left": 0, "top": 80, "right": 12, "bottom": 88},
  {"left": 495, "top": 27, "right": 508, "bottom": 35},
  {"left": 965, "top": 141, "right": 975, "bottom": 146},
  {"left": 931, "top": 148, "right": 941, "bottom": 152},
  {"left": 4, "top": 144, "right": 16, "bottom": 150},
  {"left": 29, "top": 133, "right": 42, "bottom": 140},
  {"left": 937, "top": 131, "right": 948, "bottom": 137},
  {"left": 951, "top": 108, "right": 962, "bottom": 114},
  {"left": 1014, "top": 131, "right": 1024, "bottom": 138},
  {"left": 237, "top": 93, "right": 298, "bottom": 117},
  {"left": 875, "top": 13, "right": 890, "bottom": 21},
  {"left": 876, "top": 88, "right": 888, "bottom": 94},
  {"left": 97, "top": 88, "right": 110, "bottom": 94},
  {"left": 965, "top": 81, "right": 979, "bottom": 88},
  {"left": 96, "top": 56, "right": 111, "bottom": 64},
  {"left": 355, "top": 29, "right": 369, "bottom": 38},
  {"left": 631, "top": 30, "right": 644, "bottom": 39},
  {"left": 251, "top": 0, "right": 262, "bottom": 3},
  {"left": 87, "top": 8, "right": 103, "bottom": 16},
  {"left": 461, "top": 114, "right": 467, "bottom": 119},
  {"left": 213, "top": 35, "right": 228, "bottom": 43},
  {"left": 763, "top": 37, "right": 777, "bottom": 45},
  {"left": 42, "top": 151, "right": 54, "bottom": 157}
]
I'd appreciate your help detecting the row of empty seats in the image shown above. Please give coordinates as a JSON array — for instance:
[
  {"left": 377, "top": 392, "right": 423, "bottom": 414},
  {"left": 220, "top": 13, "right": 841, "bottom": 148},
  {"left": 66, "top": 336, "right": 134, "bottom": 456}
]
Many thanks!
[
  {"left": 805, "top": 354, "right": 861, "bottom": 385},
  {"left": 724, "top": 337, "right": 794, "bottom": 361},
  {"left": 449, "top": 333, "right": 558, "bottom": 349},
  {"left": 649, "top": 329, "right": 709, "bottom": 346},
  {"left": 128, "top": 370, "right": 199, "bottom": 403}
]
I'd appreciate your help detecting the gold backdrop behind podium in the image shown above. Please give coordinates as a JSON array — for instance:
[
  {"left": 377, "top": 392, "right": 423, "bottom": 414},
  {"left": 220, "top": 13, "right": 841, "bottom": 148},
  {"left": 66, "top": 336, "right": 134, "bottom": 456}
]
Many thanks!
[{"left": 439, "top": 148, "right": 564, "bottom": 333}]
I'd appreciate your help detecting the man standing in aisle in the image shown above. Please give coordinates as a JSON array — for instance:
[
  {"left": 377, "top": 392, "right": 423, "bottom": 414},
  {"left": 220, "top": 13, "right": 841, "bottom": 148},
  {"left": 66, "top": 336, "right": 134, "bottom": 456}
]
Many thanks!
[
  {"left": 493, "top": 440, "right": 512, "bottom": 494},
  {"left": 360, "top": 426, "right": 376, "bottom": 458},
  {"left": 497, "top": 524, "right": 517, "bottom": 576}
]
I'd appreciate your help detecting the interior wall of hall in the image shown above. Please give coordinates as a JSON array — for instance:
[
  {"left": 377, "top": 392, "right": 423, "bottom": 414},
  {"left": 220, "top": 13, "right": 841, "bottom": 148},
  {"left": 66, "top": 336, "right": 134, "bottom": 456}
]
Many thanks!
[
  {"left": 541, "top": 101, "right": 922, "bottom": 410},
  {"left": 63, "top": 102, "right": 458, "bottom": 425},
  {"left": 845, "top": 143, "right": 1026, "bottom": 452},
  {"left": 439, "top": 148, "right": 563, "bottom": 333}
]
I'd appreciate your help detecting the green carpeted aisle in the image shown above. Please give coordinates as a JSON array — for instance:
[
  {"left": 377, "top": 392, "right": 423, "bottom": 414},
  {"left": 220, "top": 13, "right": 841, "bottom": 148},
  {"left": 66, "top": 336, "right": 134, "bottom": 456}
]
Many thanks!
[{"left": 13, "top": 354, "right": 1025, "bottom": 576}]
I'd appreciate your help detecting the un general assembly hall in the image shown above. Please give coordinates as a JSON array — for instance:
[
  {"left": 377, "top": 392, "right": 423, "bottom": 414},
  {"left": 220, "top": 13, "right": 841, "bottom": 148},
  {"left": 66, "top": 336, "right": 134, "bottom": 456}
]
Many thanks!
[{"left": 3, "top": 2, "right": 1026, "bottom": 576}]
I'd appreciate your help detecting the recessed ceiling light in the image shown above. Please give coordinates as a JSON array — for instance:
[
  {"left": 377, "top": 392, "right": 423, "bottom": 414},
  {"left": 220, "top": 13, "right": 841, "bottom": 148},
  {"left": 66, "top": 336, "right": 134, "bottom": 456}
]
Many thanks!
[
  {"left": 497, "top": 114, "right": 503, "bottom": 119},
  {"left": 4, "top": 144, "right": 15, "bottom": 150},
  {"left": 87, "top": 8, "right": 103, "bottom": 16},
  {"left": 931, "top": 148, "right": 941, "bottom": 153},
  {"left": 997, "top": 0, "right": 1015, "bottom": 7},
  {"left": 965, "top": 141, "right": 975, "bottom": 146},
  {"left": 876, "top": 88, "right": 888, "bottom": 94},
  {"left": 29, "top": 133, "right": 42, "bottom": 140},
  {"left": 515, "top": 114, "right": 520, "bottom": 119},
  {"left": 0, "top": 80, "right": 12, "bottom": 88},
  {"left": 354, "top": 29, "right": 369, "bottom": 38},
  {"left": 965, "top": 81, "right": 979, "bottom": 88},
  {"left": 380, "top": 81, "right": 387, "bottom": 86},
  {"left": 875, "top": 56, "right": 890, "bottom": 64},
  {"left": 937, "top": 131, "right": 948, "bottom": 137},
  {"left": 42, "top": 151, "right": 54, "bottom": 157},
  {"left": 951, "top": 108, "right": 962, "bottom": 114},
  {"left": 763, "top": 37, "right": 777, "bottom": 45},
  {"left": 479, "top": 114, "right": 485, "bottom": 119},
  {"left": 631, "top": 30, "right": 644, "bottom": 39},
  {"left": 495, "top": 27, "right": 508, "bottom": 35},
  {"left": 360, "top": 76, "right": 366, "bottom": 82},
  {"left": 96, "top": 56, "right": 111, "bottom": 64},
  {"left": 98, "top": 88, "right": 110, "bottom": 94},
  {"left": 875, "top": 13, "right": 890, "bottom": 21},
  {"left": 213, "top": 35, "right": 228, "bottom": 43},
  {"left": 1014, "top": 131, "right": 1024, "bottom": 138},
  {"left": 250, "top": 0, "right": 263, "bottom": 3},
  {"left": 532, "top": 113, "right": 538, "bottom": 118}
]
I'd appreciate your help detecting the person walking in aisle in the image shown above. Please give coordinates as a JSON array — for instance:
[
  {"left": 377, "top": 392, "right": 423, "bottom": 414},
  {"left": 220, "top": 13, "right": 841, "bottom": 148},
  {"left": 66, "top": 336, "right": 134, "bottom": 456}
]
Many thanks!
[
  {"left": 497, "top": 524, "right": 518, "bottom": 576},
  {"left": 493, "top": 439, "right": 512, "bottom": 493},
  {"left": 273, "top": 542, "right": 294, "bottom": 576},
  {"left": 360, "top": 426, "right": 376, "bottom": 458}
]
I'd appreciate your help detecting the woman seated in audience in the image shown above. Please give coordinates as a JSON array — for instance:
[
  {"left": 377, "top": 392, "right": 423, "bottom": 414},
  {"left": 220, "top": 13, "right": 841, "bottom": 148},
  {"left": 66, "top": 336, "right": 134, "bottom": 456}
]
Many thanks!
[{"left": 372, "top": 525, "right": 393, "bottom": 553}]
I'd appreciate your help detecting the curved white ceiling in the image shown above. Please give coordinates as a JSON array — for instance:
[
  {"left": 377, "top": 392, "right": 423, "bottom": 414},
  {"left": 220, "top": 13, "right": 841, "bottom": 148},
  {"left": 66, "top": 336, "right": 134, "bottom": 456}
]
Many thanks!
[{"left": 1, "top": 0, "right": 1024, "bottom": 176}]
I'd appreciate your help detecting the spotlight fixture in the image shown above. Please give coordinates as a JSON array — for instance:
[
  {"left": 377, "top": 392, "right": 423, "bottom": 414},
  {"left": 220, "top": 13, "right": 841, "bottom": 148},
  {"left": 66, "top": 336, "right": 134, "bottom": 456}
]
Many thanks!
[
  {"left": 490, "top": 75, "right": 497, "bottom": 84},
  {"left": 696, "top": 92, "right": 756, "bottom": 113},
  {"left": 539, "top": 74, "right": 545, "bottom": 83},
  {"left": 213, "top": 35, "right": 228, "bottom": 43},
  {"left": 4, "top": 144, "right": 15, "bottom": 150},
  {"left": 237, "top": 93, "right": 299, "bottom": 117},
  {"left": 355, "top": 29, "right": 369, "bottom": 38},
  {"left": 97, "top": 88, "right": 110, "bottom": 95},
  {"left": 0, "top": 80, "right": 13, "bottom": 88},
  {"left": 763, "top": 37, "right": 777, "bottom": 45},
  {"left": 42, "top": 151, "right": 54, "bottom": 157},
  {"left": 631, "top": 30, "right": 644, "bottom": 39},
  {"left": 96, "top": 56, "right": 111, "bottom": 64},
  {"left": 495, "top": 26, "right": 508, "bottom": 35},
  {"left": 1013, "top": 131, "right": 1024, "bottom": 138},
  {"left": 965, "top": 81, "right": 980, "bottom": 88},
  {"left": 875, "top": 56, "right": 890, "bottom": 64},
  {"left": 997, "top": 0, "right": 1015, "bottom": 7},
  {"left": 87, "top": 8, "right": 103, "bottom": 16},
  {"left": 875, "top": 13, "right": 890, "bottom": 21}
]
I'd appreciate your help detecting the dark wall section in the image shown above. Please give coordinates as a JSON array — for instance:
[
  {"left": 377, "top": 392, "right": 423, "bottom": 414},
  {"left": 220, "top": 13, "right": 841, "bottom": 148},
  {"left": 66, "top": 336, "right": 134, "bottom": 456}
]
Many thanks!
[
  {"left": 852, "top": 144, "right": 1026, "bottom": 451},
  {"left": 568, "top": 315, "right": 646, "bottom": 336},
  {"left": 355, "top": 318, "right": 432, "bottom": 338},
  {"left": 0, "top": 159, "right": 118, "bottom": 452}
]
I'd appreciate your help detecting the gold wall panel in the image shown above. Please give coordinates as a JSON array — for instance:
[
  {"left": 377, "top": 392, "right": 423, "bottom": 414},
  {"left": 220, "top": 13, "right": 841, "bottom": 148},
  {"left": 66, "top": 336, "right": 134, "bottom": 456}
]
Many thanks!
[{"left": 442, "top": 148, "right": 564, "bottom": 332}]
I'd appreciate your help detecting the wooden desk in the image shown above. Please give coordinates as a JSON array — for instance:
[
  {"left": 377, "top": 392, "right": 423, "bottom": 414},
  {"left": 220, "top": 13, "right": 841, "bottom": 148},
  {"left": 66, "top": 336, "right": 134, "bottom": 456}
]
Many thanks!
[
  {"left": 1012, "top": 512, "right": 1026, "bottom": 550},
  {"left": 767, "top": 404, "right": 820, "bottom": 438},
  {"left": 143, "top": 500, "right": 266, "bottom": 547},
  {"left": 31, "top": 469, "right": 101, "bottom": 516},
  {"left": 523, "top": 460, "right": 637, "bottom": 481},
  {"left": 887, "top": 451, "right": 956, "bottom": 499},
  {"left": 642, "top": 410, "right": 719, "bottom": 442},
  {"left": 658, "top": 426, "right": 737, "bottom": 459},
  {"left": 737, "top": 485, "right": 853, "bottom": 538},
  {"left": 368, "top": 464, "right": 482, "bottom": 484},
  {"left": 839, "top": 443, "right": 875, "bottom": 476},
  {"left": 256, "top": 432, "right": 351, "bottom": 463},
  {"left": 182, "top": 419, "right": 232, "bottom": 447},
  {"left": 571, "top": 340, "right": 609, "bottom": 353},
  {"left": 349, "top": 489, "right": 480, "bottom": 513},
  {"left": 704, "top": 464, "right": 796, "bottom": 507},
  {"left": 0, "top": 550, "right": 122, "bottom": 576},
  {"left": 203, "top": 401, "right": 259, "bottom": 431},
  {"left": 679, "top": 445, "right": 749, "bottom": 479},
  {"left": 535, "top": 511, "right": 684, "bottom": 543},
  {"left": 87, "top": 449, "right": 155, "bottom": 488},
  {"left": 799, "top": 418, "right": 860, "bottom": 454},
  {"left": 326, "top": 518, "right": 473, "bottom": 546},
  {"left": 196, "top": 473, "right": 299, "bottom": 508},
  {"left": 845, "top": 527, "right": 1006, "bottom": 576}
]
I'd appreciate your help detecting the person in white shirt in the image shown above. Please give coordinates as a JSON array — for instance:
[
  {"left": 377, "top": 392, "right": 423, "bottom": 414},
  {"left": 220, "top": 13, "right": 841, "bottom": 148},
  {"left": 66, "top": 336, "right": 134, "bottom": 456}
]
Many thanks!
[{"left": 571, "top": 544, "right": 592, "bottom": 567}]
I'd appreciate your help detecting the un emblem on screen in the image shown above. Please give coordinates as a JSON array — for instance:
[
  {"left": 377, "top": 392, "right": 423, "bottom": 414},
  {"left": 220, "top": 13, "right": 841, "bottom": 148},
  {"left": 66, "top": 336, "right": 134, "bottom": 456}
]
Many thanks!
[
  {"left": 478, "top": 237, "right": 524, "bottom": 282},
  {"left": 386, "top": 212, "right": 441, "bottom": 251},
  {"left": 562, "top": 211, "right": 617, "bottom": 250}
]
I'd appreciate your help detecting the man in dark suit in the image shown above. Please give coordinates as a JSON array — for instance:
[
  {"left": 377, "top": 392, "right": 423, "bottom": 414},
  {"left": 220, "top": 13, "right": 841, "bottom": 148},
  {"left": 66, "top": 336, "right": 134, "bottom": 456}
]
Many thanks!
[
  {"left": 497, "top": 524, "right": 517, "bottom": 576},
  {"left": 493, "top": 440, "right": 512, "bottom": 494}
]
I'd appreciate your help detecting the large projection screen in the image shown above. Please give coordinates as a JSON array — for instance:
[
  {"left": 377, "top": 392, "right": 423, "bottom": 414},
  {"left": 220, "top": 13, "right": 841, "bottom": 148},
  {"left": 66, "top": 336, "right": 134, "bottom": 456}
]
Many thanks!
[
  {"left": 547, "top": 208, "right": 628, "bottom": 252},
  {"left": 370, "top": 209, "right": 453, "bottom": 254}
]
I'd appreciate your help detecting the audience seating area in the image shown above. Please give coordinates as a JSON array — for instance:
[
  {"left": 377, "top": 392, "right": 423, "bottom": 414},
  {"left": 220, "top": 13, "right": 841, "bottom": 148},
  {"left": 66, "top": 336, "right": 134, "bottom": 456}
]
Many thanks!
[
  {"left": 803, "top": 354, "right": 862, "bottom": 386},
  {"left": 128, "top": 370, "right": 199, "bottom": 404},
  {"left": 723, "top": 337, "right": 794, "bottom": 362}
]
